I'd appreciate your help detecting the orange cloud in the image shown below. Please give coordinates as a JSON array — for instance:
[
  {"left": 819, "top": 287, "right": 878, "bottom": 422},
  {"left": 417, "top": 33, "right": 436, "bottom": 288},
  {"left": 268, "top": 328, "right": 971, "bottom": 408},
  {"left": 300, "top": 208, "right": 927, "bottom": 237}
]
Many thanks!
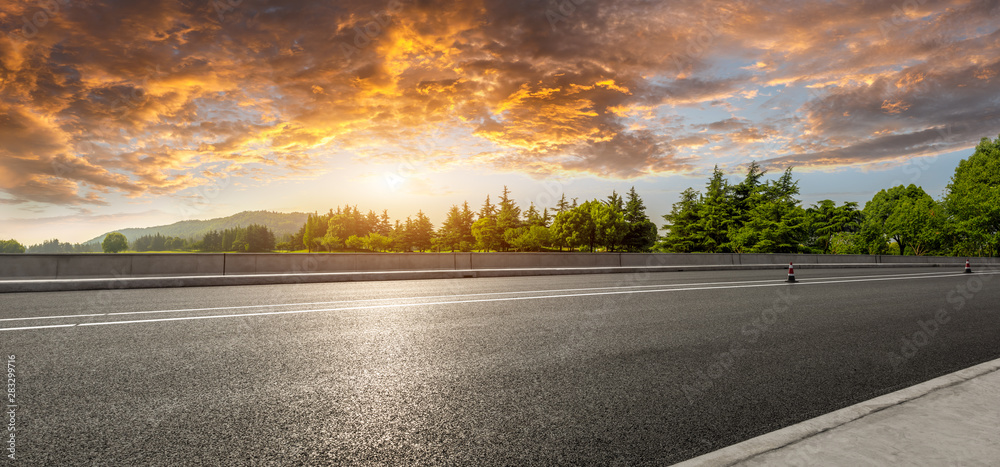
[
  {"left": 880, "top": 99, "right": 910, "bottom": 114},
  {"left": 1, "top": 0, "right": 998, "bottom": 207}
]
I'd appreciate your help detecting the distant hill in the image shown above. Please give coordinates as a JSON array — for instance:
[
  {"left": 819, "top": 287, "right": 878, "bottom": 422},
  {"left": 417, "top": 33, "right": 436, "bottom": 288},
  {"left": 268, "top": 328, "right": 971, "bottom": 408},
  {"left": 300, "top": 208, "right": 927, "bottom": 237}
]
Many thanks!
[{"left": 86, "top": 211, "right": 308, "bottom": 244}]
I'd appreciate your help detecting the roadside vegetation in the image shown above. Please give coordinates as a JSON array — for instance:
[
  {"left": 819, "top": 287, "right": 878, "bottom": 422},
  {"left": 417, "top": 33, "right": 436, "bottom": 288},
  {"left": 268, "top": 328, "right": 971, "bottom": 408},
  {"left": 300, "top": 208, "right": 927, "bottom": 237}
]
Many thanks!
[
  {"left": 661, "top": 135, "right": 1000, "bottom": 257},
  {"left": 6, "top": 135, "right": 998, "bottom": 256}
]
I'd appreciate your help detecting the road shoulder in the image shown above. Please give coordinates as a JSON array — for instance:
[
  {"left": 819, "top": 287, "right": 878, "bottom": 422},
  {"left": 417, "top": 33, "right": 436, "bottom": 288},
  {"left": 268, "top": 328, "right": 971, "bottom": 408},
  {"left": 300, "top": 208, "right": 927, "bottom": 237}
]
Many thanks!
[{"left": 674, "top": 357, "right": 1000, "bottom": 466}]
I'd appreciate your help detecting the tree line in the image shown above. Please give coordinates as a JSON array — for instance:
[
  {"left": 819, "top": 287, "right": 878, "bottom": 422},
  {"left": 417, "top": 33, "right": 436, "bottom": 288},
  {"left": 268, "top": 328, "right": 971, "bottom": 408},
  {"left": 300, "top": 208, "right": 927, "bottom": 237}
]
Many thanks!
[
  {"left": 288, "top": 185, "right": 658, "bottom": 253},
  {"left": 131, "top": 233, "right": 189, "bottom": 251},
  {"left": 20, "top": 239, "right": 101, "bottom": 253},
  {"left": 5, "top": 135, "right": 997, "bottom": 256},
  {"left": 660, "top": 135, "right": 1000, "bottom": 257},
  {"left": 128, "top": 224, "right": 278, "bottom": 252},
  {"left": 8, "top": 225, "right": 281, "bottom": 254}
]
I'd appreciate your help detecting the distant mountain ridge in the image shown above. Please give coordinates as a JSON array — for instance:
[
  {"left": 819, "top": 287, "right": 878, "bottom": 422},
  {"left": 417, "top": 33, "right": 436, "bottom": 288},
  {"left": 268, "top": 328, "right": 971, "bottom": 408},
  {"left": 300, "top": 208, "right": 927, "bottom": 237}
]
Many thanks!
[{"left": 86, "top": 210, "right": 308, "bottom": 244}]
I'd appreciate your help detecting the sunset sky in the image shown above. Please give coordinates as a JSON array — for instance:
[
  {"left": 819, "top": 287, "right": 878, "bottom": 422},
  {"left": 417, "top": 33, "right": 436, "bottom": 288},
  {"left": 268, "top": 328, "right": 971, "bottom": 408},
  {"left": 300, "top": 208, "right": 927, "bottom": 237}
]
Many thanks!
[{"left": 1, "top": 0, "right": 998, "bottom": 244}]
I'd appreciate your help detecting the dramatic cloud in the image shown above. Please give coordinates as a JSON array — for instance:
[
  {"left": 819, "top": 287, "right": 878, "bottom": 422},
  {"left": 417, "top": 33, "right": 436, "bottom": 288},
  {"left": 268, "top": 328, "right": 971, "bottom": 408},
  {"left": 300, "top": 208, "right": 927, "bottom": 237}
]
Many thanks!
[{"left": 1, "top": 0, "right": 998, "bottom": 206}]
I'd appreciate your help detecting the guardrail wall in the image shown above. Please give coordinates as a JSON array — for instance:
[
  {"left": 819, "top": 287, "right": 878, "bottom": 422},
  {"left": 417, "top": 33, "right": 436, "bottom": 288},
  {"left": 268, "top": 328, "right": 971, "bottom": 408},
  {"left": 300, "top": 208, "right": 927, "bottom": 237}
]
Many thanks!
[{"left": 1, "top": 252, "right": 997, "bottom": 280}]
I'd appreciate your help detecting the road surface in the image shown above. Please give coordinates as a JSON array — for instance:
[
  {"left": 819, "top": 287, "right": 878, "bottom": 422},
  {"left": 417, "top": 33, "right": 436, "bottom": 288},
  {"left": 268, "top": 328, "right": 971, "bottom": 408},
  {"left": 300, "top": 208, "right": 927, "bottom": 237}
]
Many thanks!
[{"left": 2, "top": 266, "right": 999, "bottom": 465}]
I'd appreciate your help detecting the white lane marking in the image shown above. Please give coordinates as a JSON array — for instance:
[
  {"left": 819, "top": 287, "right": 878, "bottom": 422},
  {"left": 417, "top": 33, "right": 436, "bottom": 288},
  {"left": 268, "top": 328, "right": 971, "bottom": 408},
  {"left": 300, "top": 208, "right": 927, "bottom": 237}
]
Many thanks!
[
  {"left": 0, "top": 313, "right": 109, "bottom": 322},
  {"left": 1, "top": 323, "right": 78, "bottom": 331},
  {"left": 1, "top": 271, "right": 995, "bottom": 332},
  {"left": 0, "top": 269, "right": 961, "bottom": 323},
  {"left": 1, "top": 279, "right": 782, "bottom": 322}
]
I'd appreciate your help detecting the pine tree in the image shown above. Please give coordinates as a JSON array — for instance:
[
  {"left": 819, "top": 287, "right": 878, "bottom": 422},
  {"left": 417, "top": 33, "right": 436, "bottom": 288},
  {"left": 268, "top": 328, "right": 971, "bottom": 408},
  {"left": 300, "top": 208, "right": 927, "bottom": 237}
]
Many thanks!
[
  {"left": 496, "top": 186, "right": 522, "bottom": 250},
  {"left": 727, "top": 167, "right": 808, "bottom": 253},
  {"left": 622, "top": 186, "right": 658, "bottom": 252},
  {"left": 479, "top": 195, "right": 496, "bottom": 219},
  {"left": 392, "top": 219, "right": 410, "bottom": 252},
  {"left": 806, "top": 200, "right": 861, "bottom": 254},
  {"left": 440, "top": 204, "right": 466, "bottom": 251},
  {"left": 556, "top": 194, "right": 570, "bottom": 213},
  {"left": 377, "top": 210, "right": 392, "bottom": 236},
  {"left": 606, "top": 190, "right": 624, "bottom": 212},
  {"left": 460, "top": 201, "right": 476, "bottom": 248},
  {"left": 660, "top": 188, "right": 703, "bottom": 252},
  {"left": 695, "top": 166, "right": 733, "bottom": 252},
  {"left": 411, "top": 211, "right": 434, "bottom": 252},
  {"left": 731, "top": 161, "right": 767, "bottom": 228},
  {"left": 525, "top": 202, "right": 545, "bottom": 227},
  {"left": 364, "top": 210, "right": 378, "bottom": 236}
]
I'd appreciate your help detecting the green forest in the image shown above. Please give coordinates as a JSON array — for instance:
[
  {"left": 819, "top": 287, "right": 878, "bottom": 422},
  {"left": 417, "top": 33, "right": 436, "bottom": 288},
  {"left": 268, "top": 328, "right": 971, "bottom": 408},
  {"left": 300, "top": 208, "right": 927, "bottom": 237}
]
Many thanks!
[
  {"left": 2, "top": 135, "right": 998, "bottom": 256},
  {"left": 661, "top": 135, "right": 1000, "bottom": 257}
]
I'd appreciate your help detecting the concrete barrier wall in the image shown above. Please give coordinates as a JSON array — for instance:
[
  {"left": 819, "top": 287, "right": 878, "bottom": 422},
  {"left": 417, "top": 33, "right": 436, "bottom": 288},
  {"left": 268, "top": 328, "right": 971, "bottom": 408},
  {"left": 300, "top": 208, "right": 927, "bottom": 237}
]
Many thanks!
[
  {"left": 129, "top": 254, "right": 225, "bottom": 277},
  {"left": 226, "top": 253, "right": 461, "bottom": 274},
  {"left": 470, "top": 252, "right": 622, "bottom": 269},
  {"left": 621, "top": 253, "right": 735, "bottom": 267},
  {"left": 0, "top": 254, "right": 229, "bottom": 279},
  {"left": 878, "top": 255, "right": 967, "bottom": 264},
  {"left": 815, "top": 254, "right": 878, "bottom": 264},
  {"left": 740, "top": 253, "right": 809, "bottom": 265},
  {"left": 55, "top": 255, "right": 132, "bottom": 279},
  {"left": 455, "top": 253, "right": 472, "bottom": 270},
  {"left": 2, "top": 252, "right": 999, "bottom": 280},
  {"left": 0, "top": 254, "right": 60, "bottom": 279}
]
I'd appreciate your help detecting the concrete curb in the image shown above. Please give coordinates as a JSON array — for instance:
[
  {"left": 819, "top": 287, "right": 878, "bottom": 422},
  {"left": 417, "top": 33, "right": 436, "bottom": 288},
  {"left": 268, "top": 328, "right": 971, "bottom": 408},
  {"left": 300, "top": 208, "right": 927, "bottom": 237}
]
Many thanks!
[
  {"left": 672, "top": 357, "right": 1000, "bottom": 466},
  {"left": 0, "top": 262, "right": 975, "bottom": 293}
]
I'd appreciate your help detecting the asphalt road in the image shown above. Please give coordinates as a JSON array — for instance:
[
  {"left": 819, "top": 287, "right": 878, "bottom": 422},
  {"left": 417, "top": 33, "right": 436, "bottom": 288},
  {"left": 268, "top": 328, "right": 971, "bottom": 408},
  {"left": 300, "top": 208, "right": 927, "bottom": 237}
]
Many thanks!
[{"left": 2, "top": 266, "right": 999, "bottom": 465}]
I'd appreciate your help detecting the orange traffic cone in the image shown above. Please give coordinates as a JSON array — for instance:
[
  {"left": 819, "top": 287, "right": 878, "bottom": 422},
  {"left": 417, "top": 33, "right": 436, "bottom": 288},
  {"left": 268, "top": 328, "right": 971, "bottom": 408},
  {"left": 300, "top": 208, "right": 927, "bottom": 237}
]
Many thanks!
[
  {"left": 964, "top": 259, "right": 972, "bottom": 274},
  {"left": 786, "top": 262, "right": 796, "bottom": 283}
]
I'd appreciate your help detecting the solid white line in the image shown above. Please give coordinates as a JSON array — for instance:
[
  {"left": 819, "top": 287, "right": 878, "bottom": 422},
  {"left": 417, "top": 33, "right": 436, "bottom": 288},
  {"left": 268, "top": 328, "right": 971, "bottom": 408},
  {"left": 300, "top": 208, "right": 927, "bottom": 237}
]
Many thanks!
[
  {"left": 802, "top": 272, "right": 997, "bottom": 286},
  {"left": 1, "top": 271, "right": 995, "bottom": 332},
  {"left": 1, "top": 323, "right": 79, "bottom": 331},
  {"left": 0, "top": 270, "right": 960, "bottom": 323},
  {"left": 0, "top": 280, "right": 783, "bottom": 322},
  {"left": 0, "top": 313, "right": 109, "bottom": 322}
]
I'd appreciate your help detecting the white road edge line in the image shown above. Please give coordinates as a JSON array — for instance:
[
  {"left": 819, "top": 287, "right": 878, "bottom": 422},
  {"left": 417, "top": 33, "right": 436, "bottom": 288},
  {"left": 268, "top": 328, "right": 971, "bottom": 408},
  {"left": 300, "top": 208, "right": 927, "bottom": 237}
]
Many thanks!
[
  {"left": 0, "top": 264, "right": 944, "bottom": 283},
  {"left": 1, "top": 271, "right": 995, "bottom": 331},
  {"left": 0, "top": 270, "right": 961, "bottom": 323}
]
